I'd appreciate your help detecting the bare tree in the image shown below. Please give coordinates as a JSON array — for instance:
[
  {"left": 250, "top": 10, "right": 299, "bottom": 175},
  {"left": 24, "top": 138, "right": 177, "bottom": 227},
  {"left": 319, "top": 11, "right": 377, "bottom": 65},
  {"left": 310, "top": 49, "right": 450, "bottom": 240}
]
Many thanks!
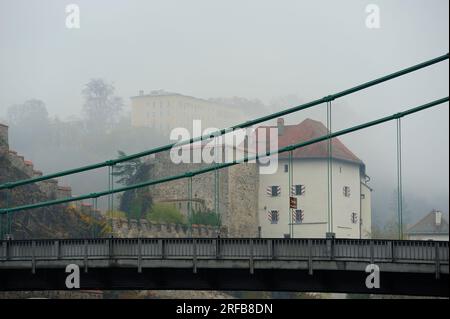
[
  {"left": 82, "top": 78, "right": 123, "bottom": 132},
  {"left": 7, "top": 99, "right": 49, "bottom": 126},
  {"left": 7, "top": 99, "right": 51, "bottom": 151}
]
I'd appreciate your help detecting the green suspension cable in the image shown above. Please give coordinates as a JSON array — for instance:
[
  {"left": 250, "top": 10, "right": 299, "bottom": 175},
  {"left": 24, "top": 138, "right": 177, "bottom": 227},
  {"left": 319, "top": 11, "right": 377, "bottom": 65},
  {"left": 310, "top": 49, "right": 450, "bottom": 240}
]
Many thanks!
[
  {"left": 0, "top": 189, "right": 9, "bottom": 239},
  {"left": 215, "top": 169, "right": 220, "bottom": 228},
  {"left": 327, "top": 101, "right": 334, "bottom": 235},
  {"left": 289, "top": 150, "right": 294, "bottom": 238},
  {"left": 111, "top": 165, "right": 115, "bottom": 214},
  {"left": 1, "top": 97, "right": 447, "bottom": 216},
  {"left": 188, "top": 176, "right": 193, "bottom": 235},
  {"left": 108, "top": 164, "right": 115, "bottom": 235},
  {"left": 1, "top": 54, "right": 447, "bottom": 193},
  {"left": 94, "top": 197, "right": 99, "bottom": 238},
  {"left": 396, "top": 118, "right": 404, "bottom": 239},
  {"left": 214, "top": 137, "right": 220, "bottom": 229},
  {"left": 6, "top": 189, "right": 11, "bottom": 238},
  {"left": 108, "top": 166, "right": 111, "bottom": 223}
]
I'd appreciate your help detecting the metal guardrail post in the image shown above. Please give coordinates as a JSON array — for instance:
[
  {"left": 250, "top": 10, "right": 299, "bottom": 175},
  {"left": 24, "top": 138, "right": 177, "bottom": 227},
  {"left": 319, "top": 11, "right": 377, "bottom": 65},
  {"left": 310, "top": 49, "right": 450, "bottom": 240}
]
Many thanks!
[
  {"left": 2, "top": 241, "right": 8, "bottom": 260},
  {"left": 193, "top": 238, "right": 197, "bottom": 274},
  {"left": 108, "top": 237, "right": 114, "bottom": 260},
  {"left": 159, "top": 239, "right": 165, "bottom": 259},
  {"left": 435, "top": 242, "right": 440, "bottom": 280},
  {"left": 31, "top": 240, "right": 36, "bottom": 274},
  {"left": 84, "top": 239, "right": 88, "bottom": 273},
  {"left": 370, "top": 240, "right": 374, "bottom": 264},
  {"left": 389, "top": 241, "right": 395, "bottom": 262},
  {"left": 137, "top": 238, "right": 142, "bottom": 273},
  {"left": 326, "top": 237, "right": 334, "bottom": 260},
  {"left": 249, "top": 239, "right": 254, "bottom": 274},
  {"left": 215, "top": 238, "right": 220, "bottom": 259},
  {"left": 308, "top": 239, "right": 313, "bottom": 275},
  {"left": 267, "top": 239, "right": 273, "bottom": 259},
  {"left": 55, "top": 240, "right": 60, "bottom": 260}
]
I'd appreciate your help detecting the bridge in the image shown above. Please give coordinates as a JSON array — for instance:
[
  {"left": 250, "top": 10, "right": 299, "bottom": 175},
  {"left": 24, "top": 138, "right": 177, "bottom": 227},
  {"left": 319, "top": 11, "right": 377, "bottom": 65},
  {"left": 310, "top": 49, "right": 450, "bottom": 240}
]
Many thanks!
[
  {"left": 0, "top": 54, "right": 449, "bottom": 297},
  {"left": 0, "top": 238, "right": 448, "bottom": 296}
]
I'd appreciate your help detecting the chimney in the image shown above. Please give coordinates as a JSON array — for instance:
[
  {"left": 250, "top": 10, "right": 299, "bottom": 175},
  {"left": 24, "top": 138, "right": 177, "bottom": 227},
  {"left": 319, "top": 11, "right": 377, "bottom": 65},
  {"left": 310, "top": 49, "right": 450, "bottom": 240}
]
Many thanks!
[
  {"left": 435, "top": 210, "right": 442, "bottom": 226},
  {"left": 277, "top": 118, "right": 285, "bottom": 136},
  {"left": 139, "top": 90, "right": 144, "bottom": 96}
]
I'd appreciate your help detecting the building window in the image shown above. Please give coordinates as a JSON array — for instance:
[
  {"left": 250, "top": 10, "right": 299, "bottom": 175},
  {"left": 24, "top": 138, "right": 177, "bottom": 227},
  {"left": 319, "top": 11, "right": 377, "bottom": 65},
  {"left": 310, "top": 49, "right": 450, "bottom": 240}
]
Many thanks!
[
  {"left": 293, "top": 209, "right": 304, "bottom": 224},
  {"left": 351, "top": 212, "right": 358, "bottom": 224},
  {"left": 266, "top": 186, "right": 281, "bottom": 197},
  {"left": 284, "top": 164, "right": 288, "bottom": 172},
  {"left": 268, "top": 210, "right": 279, "bottom": 224},
  {"left": 292, "top": 184, "right": 305, "bottom": 196},
  {"left": 343, "top": 186, "right": 351, "bottom": 197},
  {"left": 361, "top": 193, "right": 365, "bottom": 199}
]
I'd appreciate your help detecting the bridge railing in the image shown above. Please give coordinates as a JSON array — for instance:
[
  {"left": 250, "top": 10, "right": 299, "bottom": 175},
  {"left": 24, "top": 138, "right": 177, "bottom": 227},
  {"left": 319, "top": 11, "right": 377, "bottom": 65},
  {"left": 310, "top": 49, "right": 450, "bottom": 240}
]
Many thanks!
[{"left": 0, "top": 238, "right": 448, "bottom": 264}]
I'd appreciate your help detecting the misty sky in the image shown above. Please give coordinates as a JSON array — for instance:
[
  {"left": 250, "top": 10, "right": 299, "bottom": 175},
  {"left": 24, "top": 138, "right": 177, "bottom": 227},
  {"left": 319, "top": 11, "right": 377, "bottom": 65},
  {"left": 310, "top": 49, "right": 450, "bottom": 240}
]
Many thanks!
[{"left": 0, "top": 0, "right": 449, "bottom": 220}]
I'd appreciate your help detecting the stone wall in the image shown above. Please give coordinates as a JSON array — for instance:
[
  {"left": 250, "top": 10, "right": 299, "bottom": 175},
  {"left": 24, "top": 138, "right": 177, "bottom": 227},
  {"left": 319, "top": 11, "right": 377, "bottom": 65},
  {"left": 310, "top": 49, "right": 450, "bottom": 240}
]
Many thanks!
[
  {"left": 146, "top": 151, "right": 259, "bottom": 237},
  {"left": 0, "top": 123, "right": 8, "bottom": 155},
  {"left": 56, "top": 185, "right": 72, "bottom": 199},
  {"left": 226, "top": 163, "right": 260, "bottom": 237},
  {"left": 112, "top": 218, "right": 227, "bottom": 238},
  {"left": 0, "top": 124, "right": 72, "bottom": 200}
]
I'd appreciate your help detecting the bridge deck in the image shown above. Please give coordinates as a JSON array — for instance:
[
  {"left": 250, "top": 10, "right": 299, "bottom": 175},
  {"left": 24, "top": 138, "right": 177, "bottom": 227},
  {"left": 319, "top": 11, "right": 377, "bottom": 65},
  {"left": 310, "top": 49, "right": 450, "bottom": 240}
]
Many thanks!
[{"left": 0, "top": 238, "right": 448, "bottom": 296}]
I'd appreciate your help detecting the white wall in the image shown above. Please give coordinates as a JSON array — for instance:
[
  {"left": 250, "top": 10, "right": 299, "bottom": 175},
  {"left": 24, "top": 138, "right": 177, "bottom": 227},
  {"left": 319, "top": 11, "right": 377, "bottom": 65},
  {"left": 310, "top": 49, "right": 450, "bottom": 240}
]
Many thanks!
[
  {"left": 131, "top": 95, "right": 244, "bottom": 136},
  {"left": 258, "top": 158, "right": 371, "bottom": 238},
  {"left": 361, "top": 183, "right": 372, "bottom": 238},
  {"left": 407, "top": 234, "right": 449, "bottom": 241}
]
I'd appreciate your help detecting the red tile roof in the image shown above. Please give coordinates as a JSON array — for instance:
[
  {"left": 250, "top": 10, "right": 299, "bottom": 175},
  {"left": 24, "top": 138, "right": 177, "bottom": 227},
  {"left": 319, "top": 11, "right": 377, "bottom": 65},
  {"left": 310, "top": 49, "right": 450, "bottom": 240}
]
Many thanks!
[{"left": 257, "top": 118, "right": 363, "bottom": 165}]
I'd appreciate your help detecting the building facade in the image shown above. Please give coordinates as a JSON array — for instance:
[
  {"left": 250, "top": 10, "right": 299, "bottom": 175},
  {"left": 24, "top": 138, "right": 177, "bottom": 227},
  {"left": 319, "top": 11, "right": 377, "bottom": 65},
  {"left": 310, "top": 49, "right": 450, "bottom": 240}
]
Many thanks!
[
  {"left": 257, "top": 118, "right": 372, "bottom": 239},
  {"left": 406, "top": 210, "right": 449, "bottom": 241},
  {"left": 131, "top": 90, "right": 245, "bottom": 137},
  {"left": 137, "top": 117, "right": 372, "bottom": 239}
]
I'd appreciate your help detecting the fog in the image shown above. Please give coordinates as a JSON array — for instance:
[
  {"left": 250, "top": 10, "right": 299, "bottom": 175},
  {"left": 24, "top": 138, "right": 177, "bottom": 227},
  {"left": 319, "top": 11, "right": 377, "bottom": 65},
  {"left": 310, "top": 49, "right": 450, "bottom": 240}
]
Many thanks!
[{"left": 0, "top": 0, "right": 448, "bottom": 227}]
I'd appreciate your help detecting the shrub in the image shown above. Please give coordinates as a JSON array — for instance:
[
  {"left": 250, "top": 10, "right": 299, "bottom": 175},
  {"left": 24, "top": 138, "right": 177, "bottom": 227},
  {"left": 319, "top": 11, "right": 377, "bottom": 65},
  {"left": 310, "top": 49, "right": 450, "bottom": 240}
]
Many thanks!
[
  {"left": 188, "top": 210, "right": 221, "bottom": 227},
  {"left": 104, "top": 210, "right": 127, "bottom": 219},
  {"left": 146, "top": 203, "right": 185, "bottom": 224}
]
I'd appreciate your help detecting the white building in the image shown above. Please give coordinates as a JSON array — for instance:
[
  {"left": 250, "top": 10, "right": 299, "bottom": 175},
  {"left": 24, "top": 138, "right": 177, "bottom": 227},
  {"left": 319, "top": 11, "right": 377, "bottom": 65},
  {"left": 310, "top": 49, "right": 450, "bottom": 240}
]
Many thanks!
[
  {"left": 257, "top": 118, "right": 372, "bottom": 239},
  {"left": 406, "top": 210, "right": 449, "bottom": 241},
  {"left": 131, "top": 90, "right": 245, "bottom": 136}
]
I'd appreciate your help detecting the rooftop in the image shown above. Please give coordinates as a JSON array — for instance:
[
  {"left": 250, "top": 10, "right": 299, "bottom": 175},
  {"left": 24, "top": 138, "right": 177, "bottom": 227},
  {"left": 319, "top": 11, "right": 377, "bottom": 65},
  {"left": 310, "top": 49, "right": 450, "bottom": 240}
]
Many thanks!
[
  {"left": 407, "top": 210, "right": 449, "bottom": 235},
  {"left": 130, "top": 89, "right": 182, "bottom": 99},
  {"left": 257, "top": 118, "right": 364, "bottom": 165}
]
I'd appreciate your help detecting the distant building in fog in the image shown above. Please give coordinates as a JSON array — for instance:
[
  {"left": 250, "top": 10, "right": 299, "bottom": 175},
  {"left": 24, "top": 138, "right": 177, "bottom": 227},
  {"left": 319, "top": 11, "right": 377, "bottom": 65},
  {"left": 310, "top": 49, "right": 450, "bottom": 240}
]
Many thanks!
[
  {"left": 406, "top": 210, "right": 449, "bottom": 241},
  {"left": 130, "top": 90, "right": 245, "bottom": 136}
]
